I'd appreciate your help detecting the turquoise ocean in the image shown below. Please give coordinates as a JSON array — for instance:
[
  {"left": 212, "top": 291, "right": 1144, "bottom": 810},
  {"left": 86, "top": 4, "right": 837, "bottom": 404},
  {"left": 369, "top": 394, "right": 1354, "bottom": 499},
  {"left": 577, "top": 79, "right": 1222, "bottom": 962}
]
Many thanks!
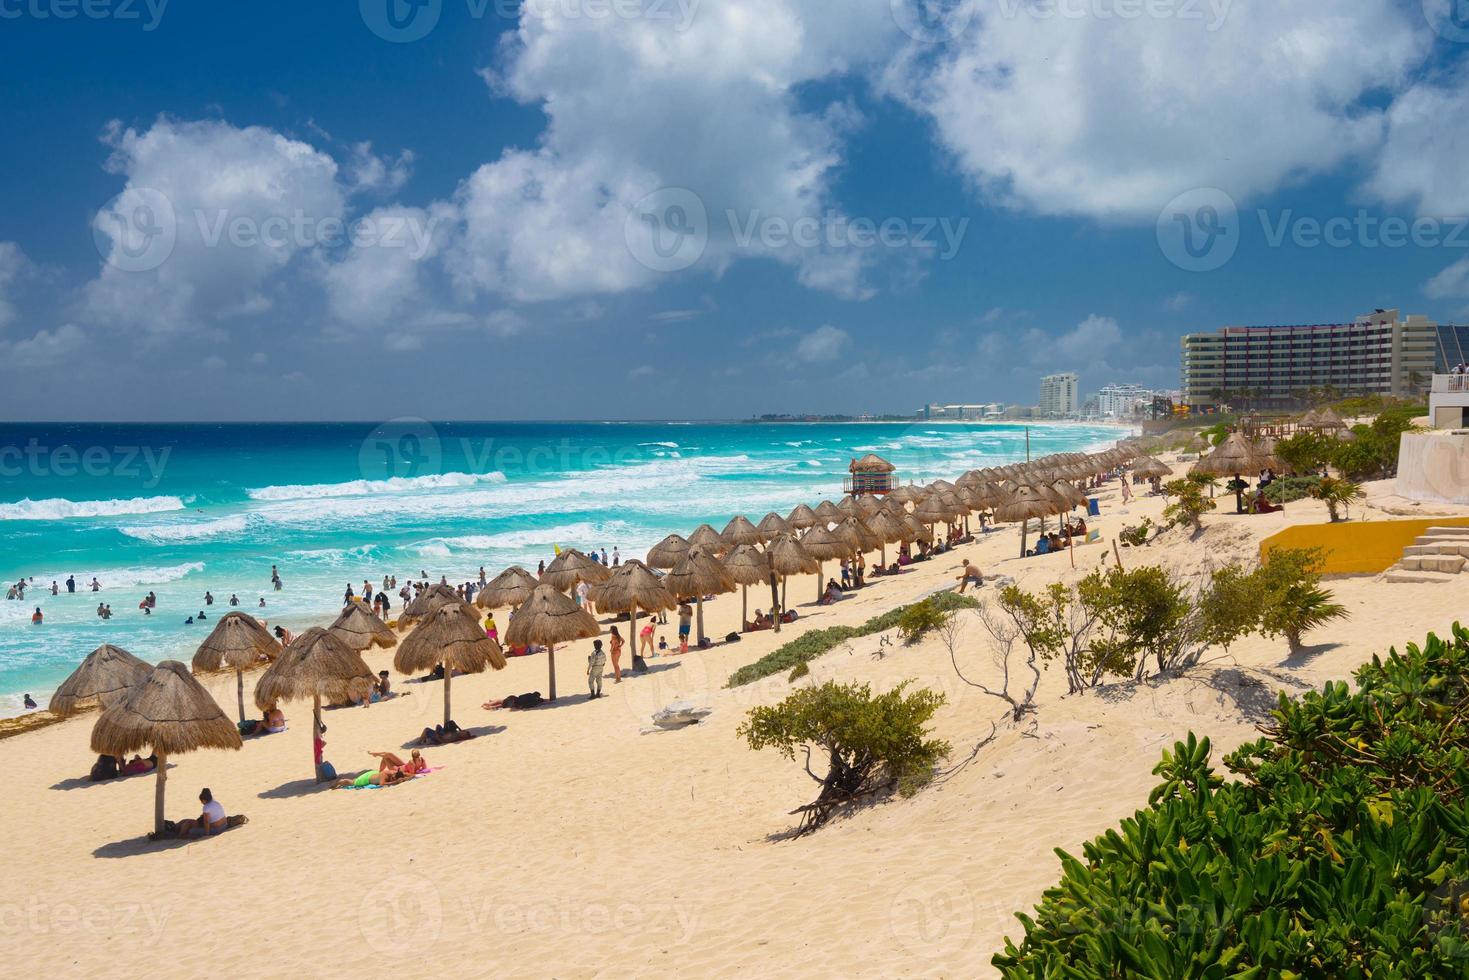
[{"left": 0, "top": 420, "right": 1126, "bottom": 711}]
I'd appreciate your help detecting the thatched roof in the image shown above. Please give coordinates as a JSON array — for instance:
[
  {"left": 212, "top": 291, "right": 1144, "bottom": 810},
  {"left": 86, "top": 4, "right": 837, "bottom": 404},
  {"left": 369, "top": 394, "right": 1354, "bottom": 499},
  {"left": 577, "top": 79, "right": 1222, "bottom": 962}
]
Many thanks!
[
  {"left": 646, "top": 533, "right": 692, "bottom": 570},
  {"left": 504, "top": 584, "right": 601, "bottom": 647},
  {"left": 887, "top": 485, "right": 923, "bottom": 506},
  {"left": 328, "top": 602, "right": 397, "bottom": 652},
  {"left": 476, "top": 566, "right": 539, "bottom": 609},
  {"left": 541, "top": 548, "right": 612, "bottom": 592},
  {"left": 722, "top": 544, "right": 771, "bottom": 586},
  {"left": 594, "top": 560, "right": 676, "bottom": 614},
  {"left": 1315, "top": 406, "right": 1348, "bottom": 430},
  {"left": 1192, "top": 431, "right": 1271, "bottom": 477},
  {"left": 1131, "top": 456, "right": 1171, "bottom": 479},
  {"left": 253, "top": 627, "right": 375, "bottom": 711},
  {"left": 994, "top": 484, "right": 1063, "bottom": 523},
  {"left": 192, "top": 611, "right": 279, "bottom": 674},
  {"left": 914, "top": 493, "right": 959, "bottom": 523},
  {"left": 688, "top": 523, "right": 728, "bottom": 553},
  {"left": 854, "top": 495, "right": 882, "bottom": 518},
  {"left": 663, "top": 547, "right": 736, "bottom": 599},
  {"left": 767, "top": 534, "right": 820, "bottom": 576},
  {"left": 50, "top": 644, "right": 152, "bottom": 717},
  {"left": 1048, "top": 480, "right": 1087, "bottom": 509},
  {"left": 798, "top": 523, "right": 852, "bottom": 561},
  {"left": 864, "top": 509, "right": 909, "bottom": 543},
  {"left": 756, "top": 511, "right": 791, "bottom": 539},
  {"left": 813, "top": 500, "right": 844, "bottom": 525},
  {"left": 399, "top": 583, "right": 470, "bottom": 627},
  {"left": 901, "top": 513, "right": 933, "bottom": 542},
  {"left": 839, "top": 516, "right": 883, "bottom": 552},
  {"left": 722, "top": 515, "right": 763, "bottom": 547},
  {"left": 91, "top": 661, "right": 242, "bottom": 757},
  {"left": 395, "top": 603, "right": 505, "bottom": 675},
  {"left": 849, "top": 453, "right": 896, "bottom": 473},
  {"left": 1299, "top": 408, "right": 1323, "bottom": 427},
  {"left": 786, "top": 503, "right": 819, "bottom": 530}
]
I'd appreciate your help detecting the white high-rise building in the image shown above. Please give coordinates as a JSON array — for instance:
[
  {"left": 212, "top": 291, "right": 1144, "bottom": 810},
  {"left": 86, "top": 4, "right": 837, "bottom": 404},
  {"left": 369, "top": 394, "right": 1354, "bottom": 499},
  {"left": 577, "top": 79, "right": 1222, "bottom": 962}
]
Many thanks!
[
  {"left": 1096, "top": 383, "right": 1154, "bottom": 419},
  {"left": 1039, "top": 372, "right": 1079, "bottom": 417}
]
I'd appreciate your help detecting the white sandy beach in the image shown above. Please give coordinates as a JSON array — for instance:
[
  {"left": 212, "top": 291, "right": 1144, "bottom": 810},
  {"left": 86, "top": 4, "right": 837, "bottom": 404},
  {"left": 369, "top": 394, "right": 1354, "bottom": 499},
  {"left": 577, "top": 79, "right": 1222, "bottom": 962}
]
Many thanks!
[{"left": 10, "top": 461, "right": 1469, "bottom": 978}]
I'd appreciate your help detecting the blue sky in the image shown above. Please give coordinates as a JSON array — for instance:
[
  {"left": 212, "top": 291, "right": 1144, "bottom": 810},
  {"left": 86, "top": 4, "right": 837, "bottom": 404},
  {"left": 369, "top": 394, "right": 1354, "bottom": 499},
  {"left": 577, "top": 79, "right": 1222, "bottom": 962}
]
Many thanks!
[{"left": 1, "top": 0, "right": 1468, "bottom": 421}]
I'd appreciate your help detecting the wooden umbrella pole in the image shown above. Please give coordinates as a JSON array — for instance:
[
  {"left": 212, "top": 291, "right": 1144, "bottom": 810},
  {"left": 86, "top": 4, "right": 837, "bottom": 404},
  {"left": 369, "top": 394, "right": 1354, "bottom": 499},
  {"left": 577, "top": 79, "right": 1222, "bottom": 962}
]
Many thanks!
[
  {"left": 443, "top": 662, "right": 452, "bottom": 728},
  {"left": 631, "top": 605, "right": 639, "bottom": 661},
  {"left": 154, "top": 750, "right": 168, "bottom": 837},
  {"left": 236, "top": 668, "right": 246, "bottom": 724},
  {"left": 695, "top": 594, "right": 706, "bottom": 645},
  {"left": 312, "top": 694, "right": 322, "bottom": 780},
  {"left": 815, "top": 562, "right": 823, "bottom": 603},
  {"left": 548, "top": 644, "right": 557, "bottom": 701},
  {"left": 741, "top": 585, "right": 748, "bottom": 632}
]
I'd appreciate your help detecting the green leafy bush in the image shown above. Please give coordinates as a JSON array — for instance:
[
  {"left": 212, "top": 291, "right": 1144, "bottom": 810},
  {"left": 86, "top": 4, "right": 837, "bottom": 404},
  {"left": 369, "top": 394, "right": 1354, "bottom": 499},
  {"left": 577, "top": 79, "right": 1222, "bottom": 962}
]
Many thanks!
[
  {"left": 1117, "top": 518, "right": 1153, "bottom": 547},
  {"left": 1262, "top": 474, "right": 1320, "bottom": 504},
  {"left": 1257, "top": 546, "right": 1347, "bottom": 655},
  {"left": 738, "top": 679, "right": 950, "bottom": 834},
  {"left": 1162, "top": 478, "right": 1216, "bottom": 532},
  {"left": 1197, "top": 562, "right": 1260, "bottom": 653},
  {"left": 994, "top": 626, "right": 1469, "bottom": 977},
  {"left": 726, "top": 591, "right": 978, "bottom": 687},
  {"left": 1273, "top": 430, "right": 1335, "bottom": 474},
  {"left": 897, "top": 597, "right": 950, "bottom": 642}
]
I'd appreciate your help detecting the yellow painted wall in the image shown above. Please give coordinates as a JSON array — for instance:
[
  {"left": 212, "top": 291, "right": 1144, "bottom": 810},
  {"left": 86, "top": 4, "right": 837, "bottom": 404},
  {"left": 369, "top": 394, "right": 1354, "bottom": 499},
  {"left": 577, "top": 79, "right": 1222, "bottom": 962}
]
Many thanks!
[{"left": 1259, "top": 517, "right": 1469, "bottom": 574}]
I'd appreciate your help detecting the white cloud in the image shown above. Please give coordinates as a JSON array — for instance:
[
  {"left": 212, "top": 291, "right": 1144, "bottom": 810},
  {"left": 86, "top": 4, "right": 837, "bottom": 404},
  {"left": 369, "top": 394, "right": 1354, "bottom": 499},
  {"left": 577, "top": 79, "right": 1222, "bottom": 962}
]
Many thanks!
[
  {"left": 346, "top": 142, "right": 414, "bottom": 196},
  {"left": 796, "top": 324, "right": 851, "bottom": 362},
  {"left": 1425, "top": 255, "right": 1469, "bottom": 300},
  {"left": 202, "top": 354, "right": 227, "bottom": 370},
  {"left": 891, "top": 1, "right": 1428, "bottom": 219},
  {"left": 628, "top": 364, "right": 656, "bottom": 378},
  {"left": 0, "top": 241, "right": 30, "bottom": 330},
  {"left": 1162, "top": 291, "right": 1194, "bottom": 312},
  {"left": 0, "top": 323, "right": 84, "bottom": 368},
  {"left": 84, "top": 118, "right": 346, "bottom": 335},
  {"left": 317, "top": 202, "right": 454, "bottom": 330},
  {"left": 1366, "top": 70, "right": 1469, "bottom": 217}
]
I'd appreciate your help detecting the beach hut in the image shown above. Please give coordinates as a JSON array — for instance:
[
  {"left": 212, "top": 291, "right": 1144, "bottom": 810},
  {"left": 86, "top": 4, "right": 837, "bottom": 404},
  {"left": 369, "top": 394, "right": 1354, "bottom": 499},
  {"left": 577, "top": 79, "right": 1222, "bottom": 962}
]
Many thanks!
[
  {"left": 329, "top": 602, "right": 396, "bottom": 653},
  {"left": 541, "top": 548, "right": 611, "bottom": 594},
  {"left": 91, "top": 661, "right": 241, "bottom": 838},
  {"left": 887, "top": 484, "right": 923, "bottom": 507},
  {"left": 476, "top": 566, "right": 538, "bottom": 610},
  {"left": 1193, "top": 431, "right": 1270, "bottom": 478},
  {"left": 49, "top": 643, "right": 152, "bottom": 718},
  {"left": 396, "top": 603, "right": 505, "bottom": 729},
  {"left": 797, "top": 523, "right": 851, "bottom": 602},
  {"left": 504, "top": 584, "right": 600, "bottom": 702},
  {"left": 863, "top": 508, "right": 908, "bottom": 566},
  {"left": 192, "top": 611, "right": 280, "bottom": 724},
  {"left": 1131, "top": 456, "right": 1171, "bottom": 480},
  {"left": 767, "top": 533, "right": 819, "bottom": 616},
  {"left": 594, "top": 561, "right": 676, "bottom": 654},
  {"left": 722, "top": 544, "right": 774, "bottom": 630},
  {"left": 254, "top": 628, "right": 374, "bottom": 780},
  {"left": 846, "top": 453, "right": 897, "bottom": 496},
  {"left": 722, "top": 515, "right": 763, "bottom": 548},
  {"left": 646, "top": 533, "right": 692, "bottom": 570},
  {"left": 663, "top": 547, "right": 736, "bottom": 645}
]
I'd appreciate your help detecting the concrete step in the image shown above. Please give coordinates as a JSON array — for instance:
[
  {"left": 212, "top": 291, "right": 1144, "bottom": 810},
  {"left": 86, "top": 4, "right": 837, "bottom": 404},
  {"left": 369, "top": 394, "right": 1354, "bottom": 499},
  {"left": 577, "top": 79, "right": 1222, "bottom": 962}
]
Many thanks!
[
  {"left": 1405, "top": 542, "right": 1469, "bottom": 558},
  {"left": 1425, "top": 526, "right": 1469, "bottom": 537},
  {"left": 1385, "top": 569, "right": 1460, "bottom": 584}
]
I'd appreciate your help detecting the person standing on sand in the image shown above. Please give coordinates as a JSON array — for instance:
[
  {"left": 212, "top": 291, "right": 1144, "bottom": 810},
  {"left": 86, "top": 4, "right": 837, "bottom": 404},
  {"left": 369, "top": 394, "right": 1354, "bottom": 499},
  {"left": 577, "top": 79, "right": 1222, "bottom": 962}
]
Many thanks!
[
  {"left": 612, "top": 547, "right": 620, "bottom": 567},
  {"left": 638, "top": 621, "right": 655, "bottom": 658},
  {"left": 608, "top": 625, "right": 624, "bottom": 682},
  {"left": 677, "top": 601, "right": 693, "bottom": 653},
  {"left": 587, "top": 640, "right": 606, "bottom": 698}
]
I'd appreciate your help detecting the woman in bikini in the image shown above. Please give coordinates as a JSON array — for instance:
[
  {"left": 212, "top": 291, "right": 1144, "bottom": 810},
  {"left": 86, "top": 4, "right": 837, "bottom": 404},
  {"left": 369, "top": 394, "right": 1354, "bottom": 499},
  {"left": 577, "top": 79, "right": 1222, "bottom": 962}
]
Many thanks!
[
  {"left": 608, "top": 626, "right": 624, "bottom": 682},
  {"left": 368, "top": 749, "right": 427, "bottom": 775}
]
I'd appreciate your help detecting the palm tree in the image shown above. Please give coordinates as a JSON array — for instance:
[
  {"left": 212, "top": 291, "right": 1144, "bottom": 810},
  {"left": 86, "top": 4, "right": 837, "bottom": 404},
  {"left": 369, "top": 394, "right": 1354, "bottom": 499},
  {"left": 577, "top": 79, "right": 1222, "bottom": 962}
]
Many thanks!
[{"left": 1309, "top": 477, "right": 1365, "bottom": 522}]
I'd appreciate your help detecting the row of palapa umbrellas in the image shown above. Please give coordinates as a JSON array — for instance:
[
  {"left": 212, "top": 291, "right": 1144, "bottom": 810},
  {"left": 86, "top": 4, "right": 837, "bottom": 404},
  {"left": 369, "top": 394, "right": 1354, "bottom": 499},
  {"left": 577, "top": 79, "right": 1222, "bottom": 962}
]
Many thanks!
[{"left": 47, "top": 444, "right": 1153, "bottom": 837}]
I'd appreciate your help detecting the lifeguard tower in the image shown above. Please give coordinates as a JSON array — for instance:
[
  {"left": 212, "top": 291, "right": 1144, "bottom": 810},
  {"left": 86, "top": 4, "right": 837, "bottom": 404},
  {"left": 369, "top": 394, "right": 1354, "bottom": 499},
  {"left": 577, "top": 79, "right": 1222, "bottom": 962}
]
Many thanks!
[{"left": 845, "top": 453, "right": 896, "bottom": 496}]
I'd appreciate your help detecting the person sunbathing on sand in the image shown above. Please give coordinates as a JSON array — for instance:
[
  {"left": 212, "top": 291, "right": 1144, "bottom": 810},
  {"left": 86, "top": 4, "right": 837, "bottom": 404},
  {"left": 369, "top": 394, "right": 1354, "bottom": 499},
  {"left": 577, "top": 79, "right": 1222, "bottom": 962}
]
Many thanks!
[
  {"left": 368, "top": 749, "right": 426, "bottom": 775},
  {"left": 417, "top": 720, "right": 473, "bottom": 745},
  {"left": 333, "top": 768, "right": 414, "bottom": 789},
  {"left": 483, "top": 692, "right": 544, "bottom": 710}
]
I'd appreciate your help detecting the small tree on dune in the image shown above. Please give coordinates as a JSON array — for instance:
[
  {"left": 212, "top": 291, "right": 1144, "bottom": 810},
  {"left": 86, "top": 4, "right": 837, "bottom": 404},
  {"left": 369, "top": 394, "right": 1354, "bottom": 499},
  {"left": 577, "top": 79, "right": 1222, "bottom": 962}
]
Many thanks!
[
  {"left": 1162, "top": 479, "right": 1216, "bottom": 534},
  {"left": 1309, "top": 476, "right": 1365, "bottom": 522},
  {"left": 1255, "top": 547, "right": 1346, "bottom": 656}
]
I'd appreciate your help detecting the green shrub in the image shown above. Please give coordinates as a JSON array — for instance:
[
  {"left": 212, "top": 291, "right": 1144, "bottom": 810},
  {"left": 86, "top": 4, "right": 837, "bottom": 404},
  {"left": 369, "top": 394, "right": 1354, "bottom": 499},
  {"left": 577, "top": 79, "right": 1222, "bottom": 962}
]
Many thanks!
[
  {"left": 1162, "top": 478, "right": 1216, "bottom": 532},
  {"left": 738, "top": 680, "right": 950, "bottom": 834},
  {"left": 1273, "top": 431, "right": 1335, "bottom": 474},
  {"left": 897, "top": 597, "right": 949, "bottom": 643},
  {"left": 1263, "top": 474, "right": 1320, "bottom": 504},
  {"left": 1080, "top": 565, "right": 1202, "bottom": 680},
  {"left": 1310, "top": 475, "right": 1365, "bottom": 521},
  {"left": 1197, "top": 562, "right": 1260, "bottom": 652},
  {"left": 994, "top": 625, "right": 1469, "bottom": 977},
  {"left": 726, "top": 591, "right": 978, "bottom": 687},
  {"left": 1257, "top": 546, "right": 1347, "bottom": 656},
  {"left": 1117, "top": 518, "right": 1153, "bottom": 547}
]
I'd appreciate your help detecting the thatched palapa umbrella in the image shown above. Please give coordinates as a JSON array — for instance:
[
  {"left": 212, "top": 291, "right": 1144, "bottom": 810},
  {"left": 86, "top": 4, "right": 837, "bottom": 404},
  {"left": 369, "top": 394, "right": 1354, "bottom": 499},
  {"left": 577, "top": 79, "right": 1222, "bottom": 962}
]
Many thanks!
[
  {"left": 91, "top": 661, "right": 241, "bottom": 837},
  {"left": 476, "top": 566, "right": 538, "bottom": 610},
  {"left": 688, "top": 523, "right": 729, "bottom": 555},
  {"left": 663, "top": 547, "right": 736, "bottom": 645},
  {"left": 812, "top": 500, "right": 844, "bottom": 526},
  {"left": 723, "top": 544, "right": 773, "bottom": 630},
  {"left": 541, "top": 548, "right": 612, "bottom": 594},
  {"left": 50, "top": 643, "right": 152, "bottom": 718},
  {"left": 755, "top": 511, "right": 791, "bottom": 541},
  {"left": 646, "top": 533, "right": 692, "bottom": 570},
  {"left": 1193, "top": 431, "right": 1269, "bottom": 478},
  {"left": 399, "top": 583, "right": 468, "bottom": 629},
  {"left": 798, "top": 523, "right": 851, "bottom": 602},
  {"left": 396, "top": 603, "right": 505, "bottom": 728},
  {"left": 255, "top": 627, "right": 374, "bottom": 779},
  {"left": 192, "top": 611, "right": 280, "bottom": 723},
  {"left": 786, "top": 503, "right": 819, "bottom": 531},
  {"left": 1131, "top": 456, "right": 1171, "bottom": 480},
  {"left": 995, "top": 484, "right": 1062, "bottom": 558},
  {"left": 767, "top": 533, "right": 818, "bottom": 617},
  {"left": 595, "top": 560, "right": 676, "bottom": 653},
  {"left": 329, "top": 602, "right": 396, "bottom": 654},
  {"left": 722, "top": 515, "right": 762, "bottom": 548},
  {"left": 864, "top": 508, "right": 908, "bottom": 566},
  {"left": 504, "top": 584, "right": 600, "bottom": 701}
]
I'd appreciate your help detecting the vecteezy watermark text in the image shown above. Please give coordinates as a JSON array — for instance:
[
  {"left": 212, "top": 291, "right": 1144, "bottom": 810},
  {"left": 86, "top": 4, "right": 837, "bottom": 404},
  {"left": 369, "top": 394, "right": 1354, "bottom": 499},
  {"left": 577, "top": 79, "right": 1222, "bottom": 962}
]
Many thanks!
[
  {"left": 358, "top": 0, "right": 698, "bottom": 43},
  {"left": 0, "top": 0, "right": 167, "bottom": 30},
  {"left": 0, "top": 439, "right": 170, "bottom": 488}
]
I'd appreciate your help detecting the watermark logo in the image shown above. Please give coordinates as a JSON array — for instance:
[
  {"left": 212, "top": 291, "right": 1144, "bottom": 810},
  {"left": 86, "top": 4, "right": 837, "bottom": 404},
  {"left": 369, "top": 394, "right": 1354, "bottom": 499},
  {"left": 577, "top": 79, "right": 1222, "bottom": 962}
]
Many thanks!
[
  {"left": 890, "top": 874, "right": 975, "bottom": 959},
  {"left": 94, "top": 186, "right": 176, "bottom": 273},
  {"left": 625, "top": 187, "right": 709, "bottom": 273},
  {"left": 1156, "top": 187, "right": 1238, "bottom": 273},
  {"left": 890, "top": 0, "right": 975, "bottom": 43},
  {"left": 0, "top": 439, "right": 171, "bottom": 488},
  {"left": 358, "top": 417, "right": 443, "bottom": 481},
  {"left": 1423, "top": 0, "right": 1469, "bottom": 43},
  {"left": 358, "top": 873, "right": 443, "bottom": 941},
  {"left": 359, "top": 0, "right": 442, "bottom": 42},
  {"left": 0, "top": 0, "right": 169, "bottom": 30}
]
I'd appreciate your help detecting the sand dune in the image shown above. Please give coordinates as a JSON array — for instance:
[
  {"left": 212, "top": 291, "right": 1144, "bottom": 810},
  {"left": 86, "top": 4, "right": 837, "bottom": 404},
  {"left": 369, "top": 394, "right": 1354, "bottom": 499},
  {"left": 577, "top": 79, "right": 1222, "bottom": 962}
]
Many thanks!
[{"left": 11, "top": 464, "right": 1468, "bottom": 978}]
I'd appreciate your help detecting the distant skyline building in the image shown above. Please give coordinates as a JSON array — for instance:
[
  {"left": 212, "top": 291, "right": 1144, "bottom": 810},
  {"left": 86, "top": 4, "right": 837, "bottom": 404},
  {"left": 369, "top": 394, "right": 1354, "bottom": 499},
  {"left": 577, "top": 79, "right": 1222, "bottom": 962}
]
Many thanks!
[
  {"left": 1180, "top": 309, "right": 1437, "bottom": 409},
  {"left": 923, "top": 402, "right": 1005, "bottom": 420},
  {"left": 1095, "top": 383, "right": 1155, "bottom": 419},
  {"left": 1038, "top": 372, "right": 1079, "bottom": 417}
]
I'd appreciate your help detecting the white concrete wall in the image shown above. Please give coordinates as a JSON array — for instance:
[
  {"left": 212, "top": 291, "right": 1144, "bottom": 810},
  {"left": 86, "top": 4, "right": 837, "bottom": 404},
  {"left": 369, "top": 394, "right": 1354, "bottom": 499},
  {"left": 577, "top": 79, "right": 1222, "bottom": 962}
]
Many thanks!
[{"left": 1396, "top": 431, "right": 1469, "bottom": 504}]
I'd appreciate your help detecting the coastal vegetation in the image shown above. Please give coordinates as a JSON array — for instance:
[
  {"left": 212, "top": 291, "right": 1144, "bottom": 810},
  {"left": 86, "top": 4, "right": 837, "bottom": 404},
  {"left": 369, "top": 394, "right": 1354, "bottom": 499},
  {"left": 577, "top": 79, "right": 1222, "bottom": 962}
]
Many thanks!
[
  {"left": 993, "top": 624, "right": 1469, "bottom": 976},
  {"left": 724, "top": 591, "right": 978, "bottom": 688},
  {"left": 738, "top": 679, "right": 950, "bottom": 836}
]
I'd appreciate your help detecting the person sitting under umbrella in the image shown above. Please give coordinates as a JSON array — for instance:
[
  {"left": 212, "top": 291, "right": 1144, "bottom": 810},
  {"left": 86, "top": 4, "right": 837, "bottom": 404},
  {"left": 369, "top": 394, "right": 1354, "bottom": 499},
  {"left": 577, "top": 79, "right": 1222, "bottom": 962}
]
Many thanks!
[{"left": 174, "top": 788, "right": 228, "bottom": 838}]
